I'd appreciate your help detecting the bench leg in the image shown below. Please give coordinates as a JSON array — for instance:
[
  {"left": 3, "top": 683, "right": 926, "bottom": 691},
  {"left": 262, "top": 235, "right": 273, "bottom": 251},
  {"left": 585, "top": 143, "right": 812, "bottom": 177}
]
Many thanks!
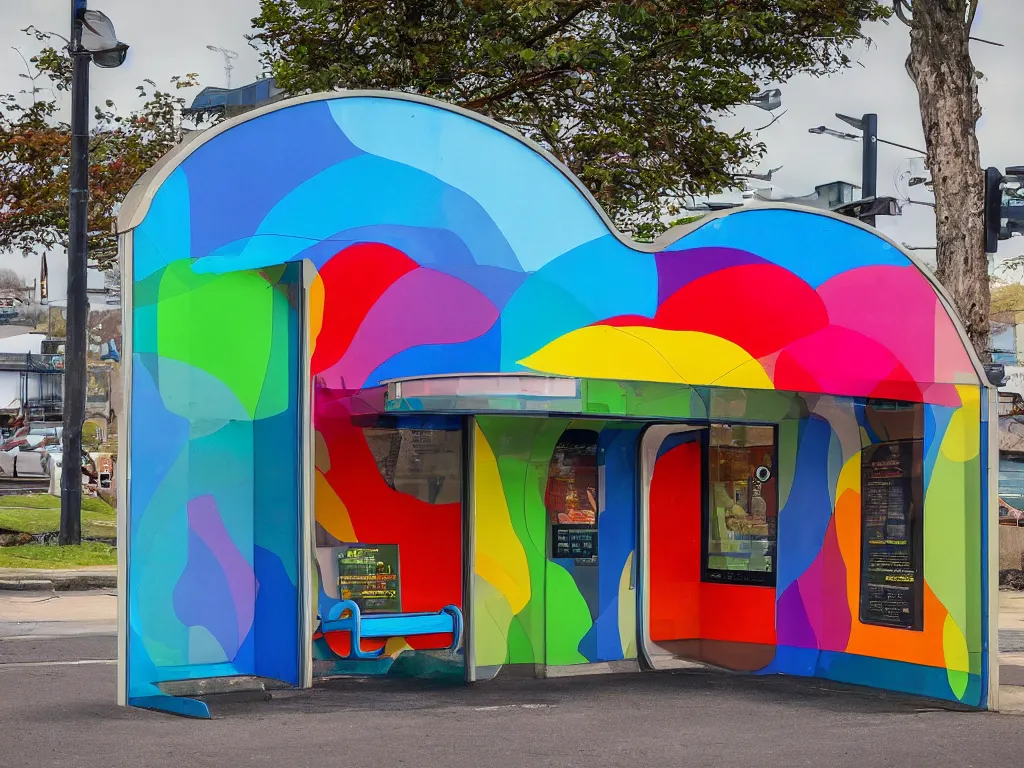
[
  {"left": 442, "top": 605, "right": 464, "bottom": 652},
  {"left": 323, "top": 600, "right": 387, "bottom": 661}
]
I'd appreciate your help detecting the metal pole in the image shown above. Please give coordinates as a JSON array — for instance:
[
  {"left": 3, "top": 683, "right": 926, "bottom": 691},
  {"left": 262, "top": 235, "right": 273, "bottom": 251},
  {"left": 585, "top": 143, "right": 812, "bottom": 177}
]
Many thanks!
[
  {"left": 862, "top": 113, "right": 878, "bottom": 227},
  {"left": 62, "top": 0, "right": 88, "bottom": 546},
  {"left": 862, "top": 113, "right": 878, "bottom": 198}
]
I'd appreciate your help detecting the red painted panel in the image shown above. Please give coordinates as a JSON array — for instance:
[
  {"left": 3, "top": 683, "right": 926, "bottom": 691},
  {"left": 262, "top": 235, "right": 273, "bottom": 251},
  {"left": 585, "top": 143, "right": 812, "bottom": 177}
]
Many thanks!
[
  {"left": 649, "top": 440, "right": 702, "bottom": 642},
  {"left": 700, "top": 583, "right": 776, "bottom": 645}
]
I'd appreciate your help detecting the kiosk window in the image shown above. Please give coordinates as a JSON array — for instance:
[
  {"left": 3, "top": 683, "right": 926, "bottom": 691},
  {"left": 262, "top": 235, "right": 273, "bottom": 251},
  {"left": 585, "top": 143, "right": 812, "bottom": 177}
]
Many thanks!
[
  {"left": 704, "top": 424, "right": 777, "bottom": 587},
  {"left": 546, "top": 429, "right": 599, "bottom": 562}
]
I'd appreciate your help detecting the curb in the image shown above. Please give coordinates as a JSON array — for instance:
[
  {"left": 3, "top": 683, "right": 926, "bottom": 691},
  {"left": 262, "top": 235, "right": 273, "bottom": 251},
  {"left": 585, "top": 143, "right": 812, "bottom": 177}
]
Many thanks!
[
  {"left": 0, "top": 579, "right": 54, "bottom": 591},
  {"left": 0, "top": 574, "right": 117, "bottom": 592}
]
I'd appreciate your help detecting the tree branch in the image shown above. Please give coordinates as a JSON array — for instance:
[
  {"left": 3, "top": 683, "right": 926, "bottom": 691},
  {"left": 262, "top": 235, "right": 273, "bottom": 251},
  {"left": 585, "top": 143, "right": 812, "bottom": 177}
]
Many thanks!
[
  {"left": 893, "top": 0, "right": 912, "bottom": 26},
  {"left": 462, "top": 64, "right": 573, "bottom": 110},
  {"left": 521, "top": 1, "right": 598, "bottom": 50}
]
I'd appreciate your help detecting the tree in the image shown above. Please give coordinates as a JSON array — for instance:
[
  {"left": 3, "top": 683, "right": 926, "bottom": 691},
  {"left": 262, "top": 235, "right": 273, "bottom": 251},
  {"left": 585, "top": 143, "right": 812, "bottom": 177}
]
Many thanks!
[
  {"left": 252, "top": 0, "right": 890, "bottom": 238},
  {"left": 893, "top": 1, "right": 988, "bottom": 357},
  {"left": 0, "top": 29, "right": 206, "bottom": 270}
]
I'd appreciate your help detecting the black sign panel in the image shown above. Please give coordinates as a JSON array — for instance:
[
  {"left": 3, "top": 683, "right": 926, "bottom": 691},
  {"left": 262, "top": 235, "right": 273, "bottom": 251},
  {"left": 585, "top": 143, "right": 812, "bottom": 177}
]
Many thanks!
[
  {"left": 552, "top": 525, "right": 597, "bottom": 560},
  {"left": 859, "top": 440, "right": 923, "bottom": 630},
  {"left": 337, "top": 543, "right": 401, "bottom": 614}
]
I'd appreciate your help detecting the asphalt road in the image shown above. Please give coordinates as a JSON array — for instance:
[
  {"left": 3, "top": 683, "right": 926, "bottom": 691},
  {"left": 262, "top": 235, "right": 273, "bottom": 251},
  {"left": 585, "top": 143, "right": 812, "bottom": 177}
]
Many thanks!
[{"left": 2, "top": 631, "right": 1024, "bottom": 768}]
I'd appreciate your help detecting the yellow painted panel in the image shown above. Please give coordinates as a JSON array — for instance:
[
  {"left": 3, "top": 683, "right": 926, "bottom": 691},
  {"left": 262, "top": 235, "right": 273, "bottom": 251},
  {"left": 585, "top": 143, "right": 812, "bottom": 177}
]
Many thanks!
[
  {"left": 473, "top": 423, "right": 531, "bottom": 614},
  {"left": 314, "top": 469, "right": 356, "bottom": 543},
  {"left": 518, "top": 326, "right": 773, "bottom": 389},
  {"left": 940, "top": 386, "right": 980, "bottom": 463}
]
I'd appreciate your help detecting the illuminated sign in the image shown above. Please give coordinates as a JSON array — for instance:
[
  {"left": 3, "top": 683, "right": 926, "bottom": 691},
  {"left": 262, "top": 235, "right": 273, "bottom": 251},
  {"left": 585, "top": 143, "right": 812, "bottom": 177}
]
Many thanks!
[{"left": 337, "top": 543, "right": 401, "bottom": 614}]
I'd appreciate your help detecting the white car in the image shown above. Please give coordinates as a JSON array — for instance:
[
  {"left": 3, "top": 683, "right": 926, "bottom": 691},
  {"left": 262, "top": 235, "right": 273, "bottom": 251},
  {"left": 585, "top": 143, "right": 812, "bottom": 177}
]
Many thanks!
[{"left": 0, "top": 434, "right": 52, "bottom": 478}]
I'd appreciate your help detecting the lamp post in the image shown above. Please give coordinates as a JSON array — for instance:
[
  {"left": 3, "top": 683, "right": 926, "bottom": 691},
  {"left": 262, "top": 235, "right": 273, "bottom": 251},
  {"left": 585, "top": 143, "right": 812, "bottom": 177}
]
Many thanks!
[
  {"left": 809, "top": 114, "right": 925, "bottom": 227},
  {"left": 62, "top": 0, "right": 128, "bottom": 546}
]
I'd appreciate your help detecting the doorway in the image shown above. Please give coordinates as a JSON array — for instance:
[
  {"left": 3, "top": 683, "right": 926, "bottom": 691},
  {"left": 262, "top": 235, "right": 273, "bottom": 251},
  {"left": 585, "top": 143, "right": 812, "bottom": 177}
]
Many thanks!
[
  {"left": 639, "top": 425, "right": 706, "bottom": 670},
  {"left": 639, "top": 423, "right": 778, "bottom": 672}
]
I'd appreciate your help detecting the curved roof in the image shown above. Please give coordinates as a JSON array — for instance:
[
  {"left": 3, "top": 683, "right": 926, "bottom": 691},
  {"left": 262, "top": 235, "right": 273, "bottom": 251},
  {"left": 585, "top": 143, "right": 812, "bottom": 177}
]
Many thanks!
[{"left": 119, "top": 91, "right": 984, "bottom": 403}]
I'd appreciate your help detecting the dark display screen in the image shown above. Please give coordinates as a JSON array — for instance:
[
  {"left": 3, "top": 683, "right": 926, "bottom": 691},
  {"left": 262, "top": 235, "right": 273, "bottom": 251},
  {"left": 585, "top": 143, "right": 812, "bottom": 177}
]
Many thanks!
[
  {"left": 859, "top": 440, "right": 923, "bottom": 630},
  {"left": 552, "top": 525, "right": 598, "bottom": 559}
]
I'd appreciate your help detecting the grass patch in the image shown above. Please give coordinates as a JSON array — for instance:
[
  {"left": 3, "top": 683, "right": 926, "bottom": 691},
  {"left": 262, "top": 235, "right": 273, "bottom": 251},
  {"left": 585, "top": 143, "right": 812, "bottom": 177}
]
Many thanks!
[
  {"left": 0, "top": 494, "right": 116, "bottom": 539},
  {"left": 0, "top": 494, "right": 113, "bottom": 513},
  {"left": 0, "top": 541, "right": 116, "bottom": 568}
]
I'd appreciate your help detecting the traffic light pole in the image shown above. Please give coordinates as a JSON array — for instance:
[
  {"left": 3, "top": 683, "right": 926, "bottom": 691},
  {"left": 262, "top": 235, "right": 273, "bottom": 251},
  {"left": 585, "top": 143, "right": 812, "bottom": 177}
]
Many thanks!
[{"left": 61, "top": 0, "right": 89, "bottom": 546}]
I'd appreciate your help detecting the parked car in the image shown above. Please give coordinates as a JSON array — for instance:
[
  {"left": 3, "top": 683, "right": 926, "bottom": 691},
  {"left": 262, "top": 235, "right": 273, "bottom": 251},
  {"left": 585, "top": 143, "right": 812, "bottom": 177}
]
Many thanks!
[
  {"left": 999, "top": 497, "right": 1024, "bottom": 526},
  {"left": 0, "top": 433, "right": 53, "bottom": 478}
]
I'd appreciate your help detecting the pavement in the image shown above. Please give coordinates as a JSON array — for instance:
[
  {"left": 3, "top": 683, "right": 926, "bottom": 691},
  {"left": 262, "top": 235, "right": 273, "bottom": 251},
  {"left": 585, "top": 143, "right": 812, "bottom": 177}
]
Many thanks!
[
  {"left": 1, "top": 590, "right": 1024, "bottom": 767},
  {"left": 999, "top": 590, "right": 1024, "bottom": 713},
  {"left": 0, "top": 588, "right": 116, "bottom": 639}
]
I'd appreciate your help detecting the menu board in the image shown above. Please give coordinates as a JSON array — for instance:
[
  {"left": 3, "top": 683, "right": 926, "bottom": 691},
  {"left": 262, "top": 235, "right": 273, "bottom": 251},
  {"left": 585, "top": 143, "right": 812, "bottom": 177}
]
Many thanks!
[
  {"left": 337, "top": 543, "right": 401, "bottom": 614},
  {"left": 859, "top": 440, "right": 923, "bottom": 630},
  {"left": 552, "top": 525, "right": 597, "bottom": 559}
]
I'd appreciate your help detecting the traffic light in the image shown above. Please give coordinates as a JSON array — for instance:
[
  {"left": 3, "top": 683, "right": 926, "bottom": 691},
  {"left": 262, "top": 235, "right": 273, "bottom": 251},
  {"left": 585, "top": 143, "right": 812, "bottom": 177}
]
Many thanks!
[{"left": 985, "top": 167, "right": 1003, "bottom": 254}]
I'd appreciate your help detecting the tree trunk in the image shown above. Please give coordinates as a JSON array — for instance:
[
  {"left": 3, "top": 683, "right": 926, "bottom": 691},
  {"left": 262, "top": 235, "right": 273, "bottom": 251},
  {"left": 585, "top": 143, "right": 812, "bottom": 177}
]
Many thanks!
[{"left": 906, "top": 2, "right": 989, "bottom": 360}]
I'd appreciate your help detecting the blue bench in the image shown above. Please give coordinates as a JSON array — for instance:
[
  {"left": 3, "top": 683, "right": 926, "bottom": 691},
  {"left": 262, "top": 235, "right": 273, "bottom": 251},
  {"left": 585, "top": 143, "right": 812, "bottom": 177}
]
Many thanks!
[{"left": 319, "top": 599, "right": 463, "bottom": 660}]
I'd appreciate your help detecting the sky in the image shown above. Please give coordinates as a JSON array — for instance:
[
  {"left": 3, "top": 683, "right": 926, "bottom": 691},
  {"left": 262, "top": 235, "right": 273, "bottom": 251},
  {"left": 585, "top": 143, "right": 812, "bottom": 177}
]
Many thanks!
[{"left": 1, "top": 0, "right": 1023, "bottom": 293}]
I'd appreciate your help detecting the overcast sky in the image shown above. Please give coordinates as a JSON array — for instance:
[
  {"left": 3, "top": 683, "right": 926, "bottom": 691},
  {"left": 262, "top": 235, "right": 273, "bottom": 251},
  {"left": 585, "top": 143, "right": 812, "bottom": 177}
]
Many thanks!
[{"left": 2, "top": 0, "right": 1023, "bottom": 291}]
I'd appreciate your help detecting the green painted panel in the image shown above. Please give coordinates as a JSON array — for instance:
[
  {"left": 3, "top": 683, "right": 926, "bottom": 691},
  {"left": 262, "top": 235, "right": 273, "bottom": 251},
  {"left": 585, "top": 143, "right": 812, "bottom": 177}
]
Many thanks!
[
  {"left": 583, "top": 380, "right": 706, "bottom": 419},
  {"left": 156, "top": 262, "right": 277, "bottom": 418},
  {"left": 544, "top": 560, "right": 593, "bottom": 666}
]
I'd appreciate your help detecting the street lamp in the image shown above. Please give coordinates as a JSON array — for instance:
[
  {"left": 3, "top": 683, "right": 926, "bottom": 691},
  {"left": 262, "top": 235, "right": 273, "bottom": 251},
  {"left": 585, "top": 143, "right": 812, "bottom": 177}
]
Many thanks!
[
  {"left": 809, "top": 113, "right": 926, "bottom": 226},
  {"left": 809, "top": 114, "right": 926, "bottom": 198},
  {"left": 750, "top": 89, "right": 782, "bottom": 112},
  {"left": 63, "top": 0, "right": 128, "bottom": 546}
]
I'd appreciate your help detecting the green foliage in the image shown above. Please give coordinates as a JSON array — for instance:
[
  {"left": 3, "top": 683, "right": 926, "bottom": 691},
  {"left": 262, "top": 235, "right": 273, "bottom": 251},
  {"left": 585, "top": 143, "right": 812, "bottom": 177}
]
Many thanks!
[
  {"left": 0, "top": 27, "right": 211, "bottom": 269},
  {"left": 252, "top": 0, "right": 889, "bottom": 236}
]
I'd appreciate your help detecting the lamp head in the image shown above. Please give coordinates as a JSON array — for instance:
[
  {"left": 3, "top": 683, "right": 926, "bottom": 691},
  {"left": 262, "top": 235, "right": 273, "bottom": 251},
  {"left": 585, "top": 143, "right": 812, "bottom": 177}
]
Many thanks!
[{"left": 77, "top": 10, "right": 128, "bottom": 68}]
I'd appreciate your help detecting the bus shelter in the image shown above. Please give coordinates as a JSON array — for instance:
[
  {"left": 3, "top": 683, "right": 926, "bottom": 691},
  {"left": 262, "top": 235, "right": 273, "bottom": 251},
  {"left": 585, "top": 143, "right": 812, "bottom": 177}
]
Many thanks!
[{"left": 116, "top": 92, "right": 998, "bottom": 718}]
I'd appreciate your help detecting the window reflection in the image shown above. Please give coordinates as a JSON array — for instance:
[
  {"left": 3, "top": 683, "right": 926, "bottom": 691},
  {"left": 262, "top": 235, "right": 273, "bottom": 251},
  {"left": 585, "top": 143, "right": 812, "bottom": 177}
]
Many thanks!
[
  {"left": 545, "top": 429, "right": 599, "bottom": 562},
  {"left": 315, "top": 424, "right": 462, "bottom": 550},
  {"left": 705, "top": 424, "right": 777, "bottom": 586}
]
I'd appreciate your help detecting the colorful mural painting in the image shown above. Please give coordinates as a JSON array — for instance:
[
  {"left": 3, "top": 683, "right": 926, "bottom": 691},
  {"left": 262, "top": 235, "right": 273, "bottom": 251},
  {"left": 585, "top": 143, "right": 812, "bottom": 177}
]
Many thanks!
[{"left": 119, "top": 91, "right": 991, "bottom": 717}]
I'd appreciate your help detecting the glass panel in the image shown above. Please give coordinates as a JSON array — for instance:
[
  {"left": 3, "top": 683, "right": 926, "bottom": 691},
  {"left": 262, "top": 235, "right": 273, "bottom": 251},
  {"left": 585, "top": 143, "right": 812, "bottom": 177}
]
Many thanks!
[
  {"left": 545, "top": 429, "right": 599, "bottom": 562},
  {"left": 705, "top": 423, "right": 777, "bottom": 586}
]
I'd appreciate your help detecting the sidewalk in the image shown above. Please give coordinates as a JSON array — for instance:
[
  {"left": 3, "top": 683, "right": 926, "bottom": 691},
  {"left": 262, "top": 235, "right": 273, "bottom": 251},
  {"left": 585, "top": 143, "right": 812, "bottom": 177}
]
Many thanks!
[
  {"left": 0, "top": 566, "right": 116, "bottom": 592},
  {"left": 999, "top": 590, "right": 1024, "bottom": 711},
  {"left": 0, "top": 588, "right": 116, "bottom": 638}
]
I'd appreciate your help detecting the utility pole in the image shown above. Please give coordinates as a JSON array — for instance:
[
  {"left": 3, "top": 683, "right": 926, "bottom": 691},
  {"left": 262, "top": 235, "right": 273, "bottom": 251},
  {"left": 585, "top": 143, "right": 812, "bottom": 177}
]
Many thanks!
[
  {"left": 861, "top": 113, "right": 878, "bottom": 199},
  {"left": 62, "top": 0, "right": 89, "bottom": 545},
  {"left": 859, "top": 113, "right": 879, "bottom": 227}
]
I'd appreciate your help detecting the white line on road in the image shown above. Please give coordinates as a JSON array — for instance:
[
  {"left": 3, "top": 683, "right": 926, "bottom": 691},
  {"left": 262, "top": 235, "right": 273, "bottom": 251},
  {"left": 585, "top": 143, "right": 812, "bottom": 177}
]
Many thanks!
[{"left": 0, "top": 659, "right": 115, "bottom": 669}]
